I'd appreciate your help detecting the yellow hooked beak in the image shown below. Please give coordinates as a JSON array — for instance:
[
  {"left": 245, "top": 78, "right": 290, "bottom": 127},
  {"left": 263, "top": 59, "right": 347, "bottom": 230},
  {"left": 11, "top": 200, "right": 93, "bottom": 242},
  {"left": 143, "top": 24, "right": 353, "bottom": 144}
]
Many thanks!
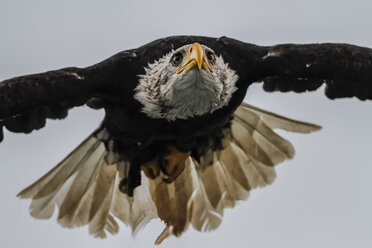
[{"left": 176, "top": 43, "right": 214, "bottom": 74}]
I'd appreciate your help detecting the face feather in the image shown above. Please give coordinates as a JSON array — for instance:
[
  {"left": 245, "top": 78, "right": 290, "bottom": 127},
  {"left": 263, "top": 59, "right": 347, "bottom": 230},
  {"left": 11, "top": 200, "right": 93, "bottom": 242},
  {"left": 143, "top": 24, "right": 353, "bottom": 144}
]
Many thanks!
[{"left": 134, "top": 44, "right": 238, "bottom": 121}]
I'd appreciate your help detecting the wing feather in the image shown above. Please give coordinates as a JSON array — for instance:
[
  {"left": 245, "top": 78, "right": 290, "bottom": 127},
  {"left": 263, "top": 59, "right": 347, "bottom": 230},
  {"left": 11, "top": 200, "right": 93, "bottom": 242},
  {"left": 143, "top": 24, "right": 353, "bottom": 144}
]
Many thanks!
[
  {"left": 87, "top": 162, "right": 117, "bottom": 238},
  {"left": 258, "top": 43, "right": 372, "bottom": 100},
  {"left": 238, "top": 103, "right": 321, "bottom": 133},
  {"left": 57, "top": 147, "right": 105, "bottom": 227},
  {"left": 17, "top": 136, "right": 98, "bottom": 199},
  {"left": 188, "top": 158, "right": 224, "bottom": 232},
  {"left": 18, "top": 133, "right": 159, "bottom": 238}
]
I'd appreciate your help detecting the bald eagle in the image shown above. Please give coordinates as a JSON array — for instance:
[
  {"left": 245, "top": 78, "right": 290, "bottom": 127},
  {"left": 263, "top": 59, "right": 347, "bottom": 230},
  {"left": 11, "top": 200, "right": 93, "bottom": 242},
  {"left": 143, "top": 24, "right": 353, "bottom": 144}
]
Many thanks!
[{"left": 1, "top": 36, "right": 371, "bottom": 244}]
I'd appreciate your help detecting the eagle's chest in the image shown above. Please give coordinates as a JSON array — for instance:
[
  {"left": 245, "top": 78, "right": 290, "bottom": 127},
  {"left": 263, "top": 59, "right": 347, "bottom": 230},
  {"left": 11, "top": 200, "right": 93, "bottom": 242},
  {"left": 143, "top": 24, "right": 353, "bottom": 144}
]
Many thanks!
[
  {"left": 104, "top": 77, "right": 246, "bottom": 144},
  {"left": 102, "top": 100, "right": 233, "bottom": 146}
]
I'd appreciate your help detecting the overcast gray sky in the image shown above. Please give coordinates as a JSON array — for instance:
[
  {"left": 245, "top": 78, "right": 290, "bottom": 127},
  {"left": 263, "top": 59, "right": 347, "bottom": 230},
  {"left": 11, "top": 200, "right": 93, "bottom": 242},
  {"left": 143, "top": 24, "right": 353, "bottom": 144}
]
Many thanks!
[{"left": 0, "top": 0, "right": 371, "bottom": 247}]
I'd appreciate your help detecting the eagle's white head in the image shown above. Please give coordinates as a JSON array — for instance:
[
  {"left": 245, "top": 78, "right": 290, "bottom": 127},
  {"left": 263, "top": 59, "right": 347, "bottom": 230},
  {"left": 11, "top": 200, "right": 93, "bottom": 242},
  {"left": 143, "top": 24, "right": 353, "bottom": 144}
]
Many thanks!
[{"left": 134, "top": 43, "right": 238, "bottom": 121}]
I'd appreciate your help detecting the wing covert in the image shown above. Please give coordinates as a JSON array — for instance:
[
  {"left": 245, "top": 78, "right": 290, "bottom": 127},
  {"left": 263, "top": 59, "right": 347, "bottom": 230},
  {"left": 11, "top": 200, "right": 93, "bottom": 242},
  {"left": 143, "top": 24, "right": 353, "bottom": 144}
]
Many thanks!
[{"left": 0, "top": 49, "right": 141, "bottom": 141}]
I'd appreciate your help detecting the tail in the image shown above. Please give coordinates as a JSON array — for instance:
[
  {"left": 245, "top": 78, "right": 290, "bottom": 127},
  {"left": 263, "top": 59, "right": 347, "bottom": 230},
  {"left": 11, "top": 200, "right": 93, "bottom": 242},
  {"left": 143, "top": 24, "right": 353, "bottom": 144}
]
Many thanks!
[{"left": 18, "top": 104, "right": 321, "bottom": 244}]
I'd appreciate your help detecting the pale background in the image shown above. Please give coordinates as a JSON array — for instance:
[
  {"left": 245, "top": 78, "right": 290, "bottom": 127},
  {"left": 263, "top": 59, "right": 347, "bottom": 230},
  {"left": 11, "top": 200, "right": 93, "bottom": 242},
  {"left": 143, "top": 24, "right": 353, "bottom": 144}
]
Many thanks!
[{"left": 0, "top": 0, "right": 371, "bottom": 247}]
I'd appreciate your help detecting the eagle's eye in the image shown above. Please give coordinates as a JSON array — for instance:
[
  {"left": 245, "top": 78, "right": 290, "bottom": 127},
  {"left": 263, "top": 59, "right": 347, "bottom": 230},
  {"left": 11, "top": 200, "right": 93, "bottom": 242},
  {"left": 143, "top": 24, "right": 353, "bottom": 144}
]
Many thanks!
[
  {"left": 171, "top": 53, "right": 183, "bottom": 66},
  {"left": 207, "top": 51, "right": 216, "bottom": 65}
]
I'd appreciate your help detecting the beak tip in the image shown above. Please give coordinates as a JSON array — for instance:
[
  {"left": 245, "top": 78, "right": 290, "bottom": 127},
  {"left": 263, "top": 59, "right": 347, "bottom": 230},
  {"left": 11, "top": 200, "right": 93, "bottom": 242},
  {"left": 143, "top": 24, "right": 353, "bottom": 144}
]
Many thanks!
[{"left": 177, "top": 43, "right": 213, "bottom": 73}]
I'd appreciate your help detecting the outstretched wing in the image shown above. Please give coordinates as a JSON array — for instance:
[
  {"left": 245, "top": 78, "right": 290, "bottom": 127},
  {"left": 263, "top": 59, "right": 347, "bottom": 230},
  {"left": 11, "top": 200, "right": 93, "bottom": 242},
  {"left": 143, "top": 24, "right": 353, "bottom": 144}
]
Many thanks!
[
  {"left": 202, "top": 38, "right": 372, "bottom": 100},
  {"left": 3, "top": 36, "right": 370, "bottom": 142},
  {"left": 259, "top": 43, "right": 372, "bottom": 100},
  {"left": 0, "top": 49, "right": 140, "bottom": 142}
]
